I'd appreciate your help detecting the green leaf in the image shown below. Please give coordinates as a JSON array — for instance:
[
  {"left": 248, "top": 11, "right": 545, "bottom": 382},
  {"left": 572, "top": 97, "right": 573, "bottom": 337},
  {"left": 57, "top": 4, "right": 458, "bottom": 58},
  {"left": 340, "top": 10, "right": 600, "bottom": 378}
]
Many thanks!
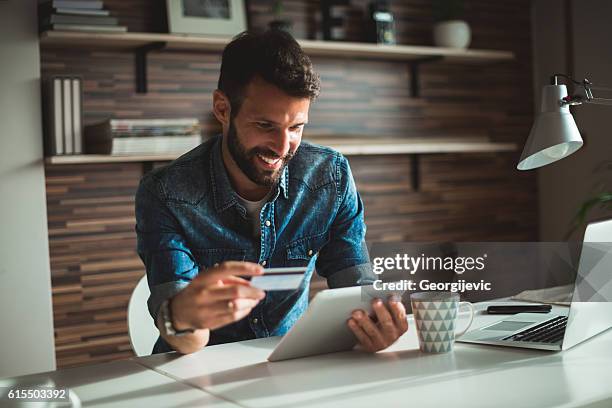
[
  {"left": 565, "top": 192, "right": 612, "bottom": 239},
  {"left": 271, "top": 0, "right": 283, "bottom": 16}
]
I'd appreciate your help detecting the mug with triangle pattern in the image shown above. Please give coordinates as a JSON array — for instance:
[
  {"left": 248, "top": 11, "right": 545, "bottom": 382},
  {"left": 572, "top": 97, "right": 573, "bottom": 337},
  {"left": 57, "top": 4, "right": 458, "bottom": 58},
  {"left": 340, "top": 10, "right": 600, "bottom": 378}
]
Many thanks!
[{"left": 410, "top": 291, "right": 474, "bottom": 353}]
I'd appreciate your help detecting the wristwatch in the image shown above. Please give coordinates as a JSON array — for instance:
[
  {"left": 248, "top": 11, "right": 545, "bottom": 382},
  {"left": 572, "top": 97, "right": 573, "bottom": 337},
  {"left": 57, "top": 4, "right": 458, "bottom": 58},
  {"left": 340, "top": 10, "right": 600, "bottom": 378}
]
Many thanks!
[{"left": 160, "top": 298, "right": 196, "bottom": 337}]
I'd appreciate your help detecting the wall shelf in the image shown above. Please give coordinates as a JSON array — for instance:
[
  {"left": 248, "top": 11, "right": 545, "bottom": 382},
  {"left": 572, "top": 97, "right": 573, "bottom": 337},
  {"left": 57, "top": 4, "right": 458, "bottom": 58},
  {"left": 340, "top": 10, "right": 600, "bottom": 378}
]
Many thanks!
[
  {"left": 310, "top": 137, "right": 516, "bottom": 155},
  {"left": 45, "top": 137, "right": 517, "bottom": 190},
  {"left": 45, "top": 137, "right": 516, "bottom": 165},
  {"left": 40, "top": 31, "right": 514, "bottom": 62},
  {"left": 39, "top": 31, "right": 515, "bottom": 94}
]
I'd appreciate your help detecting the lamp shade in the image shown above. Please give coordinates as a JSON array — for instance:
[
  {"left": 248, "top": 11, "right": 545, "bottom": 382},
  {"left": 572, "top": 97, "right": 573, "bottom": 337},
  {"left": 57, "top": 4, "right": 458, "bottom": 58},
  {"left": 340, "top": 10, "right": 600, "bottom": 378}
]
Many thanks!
[{"left": 517, "top": 84, "right": 584, "bottom": 170}]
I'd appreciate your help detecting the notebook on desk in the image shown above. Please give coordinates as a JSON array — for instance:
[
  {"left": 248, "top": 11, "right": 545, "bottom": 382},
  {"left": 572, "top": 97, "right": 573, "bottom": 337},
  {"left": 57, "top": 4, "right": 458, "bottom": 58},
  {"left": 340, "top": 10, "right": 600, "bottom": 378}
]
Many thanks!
[{"left": 458, "top": 219, "right": 612, "bottom": 351}]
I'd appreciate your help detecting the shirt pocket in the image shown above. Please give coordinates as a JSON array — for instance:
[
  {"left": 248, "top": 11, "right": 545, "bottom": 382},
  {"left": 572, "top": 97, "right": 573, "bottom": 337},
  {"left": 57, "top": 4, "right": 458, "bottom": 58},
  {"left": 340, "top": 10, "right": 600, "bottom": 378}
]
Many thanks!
[
  {"left": 285, "top": 231, "right": 330, "bottom": 267},
  {"left": 192, "top": 248, "right": 247, "bottom": 269}
]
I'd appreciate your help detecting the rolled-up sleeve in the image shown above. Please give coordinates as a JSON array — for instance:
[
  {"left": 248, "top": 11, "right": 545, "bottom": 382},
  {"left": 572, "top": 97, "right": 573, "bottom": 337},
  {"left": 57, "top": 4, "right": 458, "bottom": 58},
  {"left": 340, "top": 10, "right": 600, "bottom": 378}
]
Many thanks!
[
  {"left": 316, "top": 154, "right": 375, "bottom": 288},
  {"left": 135, "top": 175, "right": 199, "bottom": 323}
]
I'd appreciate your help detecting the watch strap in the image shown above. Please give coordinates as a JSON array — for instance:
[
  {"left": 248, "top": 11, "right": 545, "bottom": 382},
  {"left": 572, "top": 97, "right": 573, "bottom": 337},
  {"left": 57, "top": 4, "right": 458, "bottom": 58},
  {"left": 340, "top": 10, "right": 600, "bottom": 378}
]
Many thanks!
[{"left": 160, "top": 298, "right": 195, "bottom": 337}]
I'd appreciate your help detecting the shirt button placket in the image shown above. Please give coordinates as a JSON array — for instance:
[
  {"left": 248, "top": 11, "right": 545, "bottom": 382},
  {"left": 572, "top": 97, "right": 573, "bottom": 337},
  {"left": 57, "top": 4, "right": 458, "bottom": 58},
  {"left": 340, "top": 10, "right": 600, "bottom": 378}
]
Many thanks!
[
  {"left": 259, "top": 204, "right": 274, "bottom": 269},
  {"left": 259, "top": 207, "right": 266, "bottom": 267}
]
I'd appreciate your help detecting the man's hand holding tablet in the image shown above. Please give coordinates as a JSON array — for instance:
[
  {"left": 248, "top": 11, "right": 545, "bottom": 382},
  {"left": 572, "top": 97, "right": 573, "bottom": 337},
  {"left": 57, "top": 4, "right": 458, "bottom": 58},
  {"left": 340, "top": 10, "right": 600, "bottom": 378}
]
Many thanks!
[
  {"left": 347, "top": 296, "right": 409, "bottom": 353},
  {"left": 267, "top": 286, "right": 410, "bottom": 361}
]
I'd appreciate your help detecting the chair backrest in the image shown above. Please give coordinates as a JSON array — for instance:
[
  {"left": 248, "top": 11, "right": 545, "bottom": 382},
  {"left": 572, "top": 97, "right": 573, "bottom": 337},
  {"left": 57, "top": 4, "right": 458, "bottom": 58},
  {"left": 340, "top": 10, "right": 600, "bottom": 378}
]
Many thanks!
[{"left": 127, "top": 275, "right": 159, "bottom": 356}]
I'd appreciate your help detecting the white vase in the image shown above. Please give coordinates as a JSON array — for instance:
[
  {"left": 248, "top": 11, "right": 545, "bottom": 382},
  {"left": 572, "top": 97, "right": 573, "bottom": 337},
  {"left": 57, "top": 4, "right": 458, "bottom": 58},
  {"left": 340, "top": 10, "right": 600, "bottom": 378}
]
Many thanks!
[{"left": 433, "top": 20, "right": 471, "bottom": 49}]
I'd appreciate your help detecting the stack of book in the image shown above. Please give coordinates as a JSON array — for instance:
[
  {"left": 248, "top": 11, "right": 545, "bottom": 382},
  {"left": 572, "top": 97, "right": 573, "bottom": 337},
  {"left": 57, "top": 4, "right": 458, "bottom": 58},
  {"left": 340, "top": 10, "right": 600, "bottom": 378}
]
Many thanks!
[
  {"left": 84, "top": 119, "right": 203, "bottom": 156},
  {"left": 42, "top": 76, "right": 83, "bottom": 156},
  {"left": 39, "top": 0, "right": 127, "bottom": 33}
]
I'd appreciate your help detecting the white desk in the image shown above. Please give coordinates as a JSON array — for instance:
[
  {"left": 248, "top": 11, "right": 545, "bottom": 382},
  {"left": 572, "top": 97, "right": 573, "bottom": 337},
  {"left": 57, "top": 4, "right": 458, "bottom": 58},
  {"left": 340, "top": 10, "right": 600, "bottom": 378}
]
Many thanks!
[
  {"left": 136, "top": 303, "right": 612, "bottom": 408},
  {"left": 3, "top": 303, "right": 612, "bottom": 408},
  {"left": 0, "top": 359, "right": 238, "bottom": 407}
]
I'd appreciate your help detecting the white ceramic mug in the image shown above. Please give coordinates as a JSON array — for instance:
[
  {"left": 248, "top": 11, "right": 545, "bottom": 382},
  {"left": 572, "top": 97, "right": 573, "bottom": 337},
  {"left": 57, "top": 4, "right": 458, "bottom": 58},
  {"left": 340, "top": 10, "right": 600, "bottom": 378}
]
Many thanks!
[{"left": 410, "top": 291, "right": 474, "bottom": 353}]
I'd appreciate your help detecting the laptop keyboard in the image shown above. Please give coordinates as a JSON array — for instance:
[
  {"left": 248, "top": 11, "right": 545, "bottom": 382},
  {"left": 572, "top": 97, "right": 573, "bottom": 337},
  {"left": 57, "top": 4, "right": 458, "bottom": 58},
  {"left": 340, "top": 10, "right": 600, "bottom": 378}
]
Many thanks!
[{"left": 502, "top": 316, "right": 568, "bottom": 344}]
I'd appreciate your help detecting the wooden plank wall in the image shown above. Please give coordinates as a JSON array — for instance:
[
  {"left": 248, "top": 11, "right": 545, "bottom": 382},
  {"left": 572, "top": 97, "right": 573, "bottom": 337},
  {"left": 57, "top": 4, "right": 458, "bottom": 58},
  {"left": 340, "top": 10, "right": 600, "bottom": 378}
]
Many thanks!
[
  {"left": 46, "top": 164, "right": 143, "bottom": 366},
  {"left": 41, "top": 0, "right": 537, "bottom": 367}
]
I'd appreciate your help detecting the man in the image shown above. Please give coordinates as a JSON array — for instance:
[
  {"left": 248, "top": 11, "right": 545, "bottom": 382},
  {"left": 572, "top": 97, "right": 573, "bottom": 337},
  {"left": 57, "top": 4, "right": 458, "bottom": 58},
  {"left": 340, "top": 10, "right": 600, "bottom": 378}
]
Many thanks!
[{"left": 135, "top": 30, "right": 408, "bottom": 355}]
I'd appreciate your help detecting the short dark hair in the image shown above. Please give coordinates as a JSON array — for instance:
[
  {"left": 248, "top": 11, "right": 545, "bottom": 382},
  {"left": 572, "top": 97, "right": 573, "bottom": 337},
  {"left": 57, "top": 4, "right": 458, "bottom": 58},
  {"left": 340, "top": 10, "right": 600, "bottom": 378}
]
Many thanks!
[{"left": 217, "top": 30, "right": 321, "bottom": 116}]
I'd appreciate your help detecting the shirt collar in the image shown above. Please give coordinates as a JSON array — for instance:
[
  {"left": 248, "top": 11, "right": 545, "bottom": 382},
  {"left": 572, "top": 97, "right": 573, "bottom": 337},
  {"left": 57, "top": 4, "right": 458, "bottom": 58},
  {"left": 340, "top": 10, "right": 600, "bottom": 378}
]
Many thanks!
[{"left": 209, "top": 135, "right": 289, "bottom": 213}]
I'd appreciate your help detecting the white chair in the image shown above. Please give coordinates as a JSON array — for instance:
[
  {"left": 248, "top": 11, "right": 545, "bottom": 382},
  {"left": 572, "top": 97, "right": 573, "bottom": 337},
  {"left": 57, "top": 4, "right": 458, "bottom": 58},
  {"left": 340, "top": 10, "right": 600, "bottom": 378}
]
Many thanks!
[{"left": 127, "top": 275, "right": 159, "bottom": 356}]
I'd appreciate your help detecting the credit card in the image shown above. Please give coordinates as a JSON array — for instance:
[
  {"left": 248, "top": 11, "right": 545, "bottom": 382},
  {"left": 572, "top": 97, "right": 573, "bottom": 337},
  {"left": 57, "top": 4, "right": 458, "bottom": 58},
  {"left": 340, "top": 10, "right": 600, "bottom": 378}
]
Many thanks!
[{"left": 250, "top": 267, "right": 308, "bottom": 291}]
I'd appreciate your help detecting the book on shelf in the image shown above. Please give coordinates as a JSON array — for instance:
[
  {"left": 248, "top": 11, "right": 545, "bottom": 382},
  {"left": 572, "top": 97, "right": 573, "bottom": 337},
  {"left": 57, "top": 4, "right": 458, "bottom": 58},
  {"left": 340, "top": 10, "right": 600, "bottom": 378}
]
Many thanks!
[
  {"left": 84, "top": 118, "right": 202, "bottom": 155},
  {"left": 87, "top": 135, "right": 203, "bottom": 156},
  {"left": 72, "top": 78, "right": 83, "bottom": 154},
  {"left": 41, "top": 77, "right": 64, "bottom": 155},
  {"left": 42, "top": 23, "right": 127, "bottom": 32},
  {"left": 62, "top": 78, "right": 73, "bottom": 154},
  {"left": 42, "top": 76, "right": 83, "bottom": 156},
  {"left": 42, "top": 14, "right": 119, "bottom": 26},
  {"left": 38, "top": 0, "right": 127, "bottom": 33},
  {"left": 39, "top": 0, "right": 105, "bottom": 10},
  {"left": 53, "top": 7, "right": 110, "bottom": 16},
  {"left": 104, "top": 118, "right": 201, "bottom": 127},
  {"left": 42, "top": 24, "right": 127, "bottom": 33},
  {"left": 85, "top": 118, "right": 202, "bottom": 136}
]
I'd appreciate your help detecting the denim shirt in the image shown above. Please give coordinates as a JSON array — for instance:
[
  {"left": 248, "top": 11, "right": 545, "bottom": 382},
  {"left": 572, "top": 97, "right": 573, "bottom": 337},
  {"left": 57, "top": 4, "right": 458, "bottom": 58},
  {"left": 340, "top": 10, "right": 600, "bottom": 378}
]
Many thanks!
[{"left": 135, "top": 135, "right": 373, "bottom": 354}]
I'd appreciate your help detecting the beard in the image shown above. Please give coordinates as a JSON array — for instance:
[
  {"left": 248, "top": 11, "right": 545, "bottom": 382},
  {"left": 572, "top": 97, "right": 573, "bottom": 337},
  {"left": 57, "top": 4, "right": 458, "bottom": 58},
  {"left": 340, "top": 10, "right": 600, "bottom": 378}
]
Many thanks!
[{"left": 226, "top": 120, "right": 295, "bottom": 187}]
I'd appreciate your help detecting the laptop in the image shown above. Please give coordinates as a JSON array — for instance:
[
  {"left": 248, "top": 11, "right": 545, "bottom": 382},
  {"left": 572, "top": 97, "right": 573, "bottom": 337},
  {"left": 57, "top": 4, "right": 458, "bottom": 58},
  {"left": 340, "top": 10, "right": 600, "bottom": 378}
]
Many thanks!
[{"left": 458, "top": 219, "right": 612, "bottom": 351}]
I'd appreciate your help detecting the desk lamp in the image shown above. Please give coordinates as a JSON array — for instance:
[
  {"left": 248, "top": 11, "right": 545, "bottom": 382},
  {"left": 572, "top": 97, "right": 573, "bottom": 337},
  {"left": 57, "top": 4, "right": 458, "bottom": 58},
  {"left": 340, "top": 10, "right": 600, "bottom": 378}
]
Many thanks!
[{"left": 517, "top": 74, "right": 612, "bottom": 170}]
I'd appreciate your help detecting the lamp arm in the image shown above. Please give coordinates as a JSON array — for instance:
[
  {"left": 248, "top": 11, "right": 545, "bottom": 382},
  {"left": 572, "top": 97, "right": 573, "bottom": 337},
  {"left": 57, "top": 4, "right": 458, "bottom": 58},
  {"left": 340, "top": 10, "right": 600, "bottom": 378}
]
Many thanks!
[
  {"left": 550, "top": 73, "right": 583, "bottom": 86},
  {"left": 551, "top": 73, "right": 612, "bottom": 106},
  {"left": 583, "top": 97, "right": 612, "bottom": 106}
]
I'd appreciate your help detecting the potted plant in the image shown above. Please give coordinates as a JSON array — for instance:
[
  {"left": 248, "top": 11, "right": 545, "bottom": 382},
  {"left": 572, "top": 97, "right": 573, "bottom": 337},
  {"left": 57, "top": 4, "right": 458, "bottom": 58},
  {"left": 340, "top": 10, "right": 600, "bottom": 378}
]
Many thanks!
[
  {"left": 432, "top": 0, "right": 471, "bottom": 49},
  {"left": 268, "top": 0, "right": 292, "bottom": 32}
]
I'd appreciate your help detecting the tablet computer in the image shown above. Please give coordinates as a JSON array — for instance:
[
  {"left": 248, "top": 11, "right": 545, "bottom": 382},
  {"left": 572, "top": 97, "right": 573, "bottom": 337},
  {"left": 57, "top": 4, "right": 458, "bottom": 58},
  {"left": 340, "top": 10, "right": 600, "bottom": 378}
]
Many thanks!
[{"left": 268, "top": 285, "right": 380, "bottom": 362}]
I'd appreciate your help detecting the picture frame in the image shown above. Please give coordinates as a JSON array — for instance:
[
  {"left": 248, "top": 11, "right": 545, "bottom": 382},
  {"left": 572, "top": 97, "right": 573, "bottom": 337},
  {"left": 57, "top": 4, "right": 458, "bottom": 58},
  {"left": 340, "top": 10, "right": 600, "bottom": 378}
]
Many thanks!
[{"left": 166, "top": 0, "right": 247, "bottom": 37}]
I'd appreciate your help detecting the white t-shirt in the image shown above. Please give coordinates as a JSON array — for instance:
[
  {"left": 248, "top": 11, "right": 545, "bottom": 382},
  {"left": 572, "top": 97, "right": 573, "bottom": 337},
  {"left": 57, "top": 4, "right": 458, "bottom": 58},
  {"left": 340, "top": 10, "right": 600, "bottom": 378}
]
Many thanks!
[{"left": 236, "top": 191, "right": 271, "bottom": 238}]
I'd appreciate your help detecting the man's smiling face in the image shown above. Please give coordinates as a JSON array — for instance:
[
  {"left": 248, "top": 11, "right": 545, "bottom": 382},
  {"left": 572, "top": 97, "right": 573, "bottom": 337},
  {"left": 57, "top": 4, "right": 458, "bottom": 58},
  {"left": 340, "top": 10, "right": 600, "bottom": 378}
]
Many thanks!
[{"left": 226, "top": 76, "right": 310, "bottom": 187}]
